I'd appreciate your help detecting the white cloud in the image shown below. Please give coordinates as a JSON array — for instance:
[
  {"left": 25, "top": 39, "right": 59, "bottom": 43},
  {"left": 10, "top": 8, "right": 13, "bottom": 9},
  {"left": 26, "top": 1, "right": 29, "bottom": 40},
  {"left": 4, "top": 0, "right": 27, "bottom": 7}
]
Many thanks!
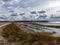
[{"left": 0, "top": 0, "right": 60, "bottom": 21}]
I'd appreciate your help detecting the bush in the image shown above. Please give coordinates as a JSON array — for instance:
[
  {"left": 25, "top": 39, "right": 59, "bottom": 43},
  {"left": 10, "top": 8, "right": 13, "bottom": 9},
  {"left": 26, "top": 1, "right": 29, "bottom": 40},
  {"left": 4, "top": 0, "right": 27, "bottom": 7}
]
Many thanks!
[{"left": 1, "top": 23, "right": 23, "bottom": 42}]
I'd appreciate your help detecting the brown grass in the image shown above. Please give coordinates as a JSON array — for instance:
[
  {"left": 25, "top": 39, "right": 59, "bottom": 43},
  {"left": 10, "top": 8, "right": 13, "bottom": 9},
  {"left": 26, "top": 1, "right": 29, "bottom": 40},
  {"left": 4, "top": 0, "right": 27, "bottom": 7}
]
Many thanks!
[{"left": 1, "top": 22, "right": 60, "bottom": 45}]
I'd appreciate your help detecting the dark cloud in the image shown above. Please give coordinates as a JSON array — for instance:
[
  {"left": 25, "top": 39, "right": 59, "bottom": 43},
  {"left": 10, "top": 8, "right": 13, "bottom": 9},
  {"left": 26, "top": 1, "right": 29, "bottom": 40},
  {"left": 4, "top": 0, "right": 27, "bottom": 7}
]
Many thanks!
[{"left": 2, "top": 0, "right": 12, "bottom": 2}]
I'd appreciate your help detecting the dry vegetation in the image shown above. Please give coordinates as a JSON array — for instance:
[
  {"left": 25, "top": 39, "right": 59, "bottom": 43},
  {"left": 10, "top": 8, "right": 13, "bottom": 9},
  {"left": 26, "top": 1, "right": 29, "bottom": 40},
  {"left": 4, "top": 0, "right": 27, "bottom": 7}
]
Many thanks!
[
  {"left": 1, "top": 22, "right": 60, "bottom": 45},
  {"left": 45, "top": 25, "right": 60, "bottom": 28}
]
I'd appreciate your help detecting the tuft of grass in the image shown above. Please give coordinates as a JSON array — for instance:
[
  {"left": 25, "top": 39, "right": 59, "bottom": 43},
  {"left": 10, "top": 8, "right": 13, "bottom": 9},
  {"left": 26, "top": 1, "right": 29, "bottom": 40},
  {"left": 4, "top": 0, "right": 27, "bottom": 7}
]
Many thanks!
[{"left": 1, "top": 23, "right": 60, "bottom": 45}]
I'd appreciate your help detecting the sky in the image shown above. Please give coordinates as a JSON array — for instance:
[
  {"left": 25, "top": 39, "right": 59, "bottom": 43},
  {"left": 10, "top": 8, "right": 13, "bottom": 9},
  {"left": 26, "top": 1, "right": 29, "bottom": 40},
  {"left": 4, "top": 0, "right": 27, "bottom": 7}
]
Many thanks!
[
  {"left": 0, "top": 0, "right": 60, "bottom": 12},
  {"left": 0, "top": 0, "right": 60, "bottom": 21}
]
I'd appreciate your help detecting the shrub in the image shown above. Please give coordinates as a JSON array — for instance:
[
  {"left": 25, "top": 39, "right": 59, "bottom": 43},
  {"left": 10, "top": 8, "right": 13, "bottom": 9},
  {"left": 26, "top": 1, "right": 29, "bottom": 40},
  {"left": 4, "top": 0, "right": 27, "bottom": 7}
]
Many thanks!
[{"left": 1, "top": 23, "right": 23, "bottom": 42}]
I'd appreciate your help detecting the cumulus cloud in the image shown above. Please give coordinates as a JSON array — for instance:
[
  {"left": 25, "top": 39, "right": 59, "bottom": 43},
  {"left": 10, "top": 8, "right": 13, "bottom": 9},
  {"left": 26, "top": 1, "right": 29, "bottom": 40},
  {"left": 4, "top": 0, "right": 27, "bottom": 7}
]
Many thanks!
[
  {"left": 0, "top": 0, "right": 60, "bottom": 21},
  {"left": 2, "top": 0, "right": 19, "bottom": 2}
]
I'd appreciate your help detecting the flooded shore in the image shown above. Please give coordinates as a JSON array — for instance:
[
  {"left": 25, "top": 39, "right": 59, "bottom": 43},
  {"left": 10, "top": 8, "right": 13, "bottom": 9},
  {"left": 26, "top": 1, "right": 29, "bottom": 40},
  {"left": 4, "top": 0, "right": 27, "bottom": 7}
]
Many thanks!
[{"left": 17, "top": 22, "right": 60, "bottom": 37}]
